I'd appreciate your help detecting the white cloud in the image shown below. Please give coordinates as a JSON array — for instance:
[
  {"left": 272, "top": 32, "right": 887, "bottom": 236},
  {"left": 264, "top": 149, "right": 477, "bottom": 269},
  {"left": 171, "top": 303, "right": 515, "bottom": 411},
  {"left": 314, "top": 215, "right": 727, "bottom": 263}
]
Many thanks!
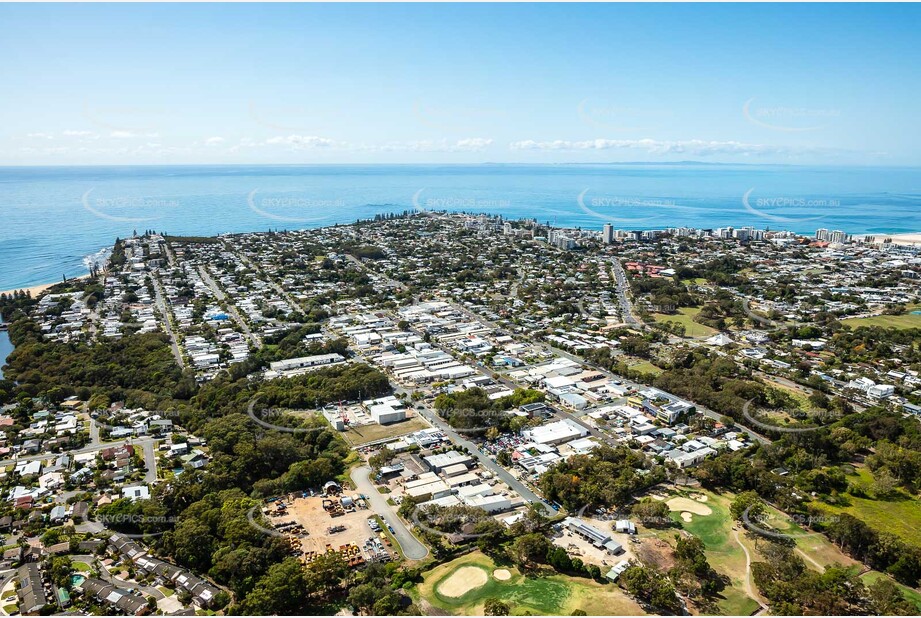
[
  {"left": 377, "top": 138, "right": 494, "bottom": 153},
  {"left": 508, "top": 138, "right": 814, "bottom": 157},
  {"left": 110, "top": 130, "right": 160, "bottom": 139},
  {"left": 204, "top": 136, "right": 225, "bottom": 145},
  {"left": 265, "top": 134, "right": 338, "bottom": 149},
  {"left": 26, "top": 132, "right": 54, "bottom": 139},
  {"left": 454, "top": 138, "right": 493, "bottom": 151},
  {"left": 62, "top": 130, "right": 95, "bottom": 137}
]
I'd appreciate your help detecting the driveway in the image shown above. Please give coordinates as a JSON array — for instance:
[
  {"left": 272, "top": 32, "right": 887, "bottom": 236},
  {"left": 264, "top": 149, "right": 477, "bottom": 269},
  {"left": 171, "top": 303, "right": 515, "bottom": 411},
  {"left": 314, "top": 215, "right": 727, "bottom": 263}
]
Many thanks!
[{"left": 350, "top": 465, "right": 429, "bottom": 560}]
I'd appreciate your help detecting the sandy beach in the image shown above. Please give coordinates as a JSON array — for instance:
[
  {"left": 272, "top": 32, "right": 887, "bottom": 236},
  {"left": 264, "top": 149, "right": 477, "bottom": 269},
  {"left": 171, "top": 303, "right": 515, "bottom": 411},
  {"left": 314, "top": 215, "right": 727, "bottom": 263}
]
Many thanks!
[
  {"left": 0, "top": 275, "right": 91, "bottom": 299},
  {"left": 859, "top": 232, "right": 921, "bottom": 246}
]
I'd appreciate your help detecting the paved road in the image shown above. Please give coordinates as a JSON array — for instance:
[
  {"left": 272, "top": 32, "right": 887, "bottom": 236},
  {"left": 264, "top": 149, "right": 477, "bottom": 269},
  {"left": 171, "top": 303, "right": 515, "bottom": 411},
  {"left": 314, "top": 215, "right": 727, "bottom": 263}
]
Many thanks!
[
  {"left": 444, "top": 299, "right": 771, "bottom": 446},
  {"left": 142, "top": 440, "right": 158, "bottom": 484},
  {"left": 230, "top": 247, "right": 309, "bottom": 315},
  {"left": 350, "top": 466, "right": 429, "bottom": 560},
  {"left": 0, "top": 436, "right": 158, "bottom": 468},
  {"left": 610, "top": 258, "right": 641, "bottom": 326},
  {"left": 197, "top": 265, "right": 261, "bottom": 348},
  {"left": 150, "top": 272, "right": 185, "bottom": 368},
  {"left": 86, "top": 554, "right": 166, "bottom": 600},
  {"left": 345, "top": 254, "right": 407, "bottom": 291},
  {"left": 412, "top": 402, "right": 555, "bottom": 517}
]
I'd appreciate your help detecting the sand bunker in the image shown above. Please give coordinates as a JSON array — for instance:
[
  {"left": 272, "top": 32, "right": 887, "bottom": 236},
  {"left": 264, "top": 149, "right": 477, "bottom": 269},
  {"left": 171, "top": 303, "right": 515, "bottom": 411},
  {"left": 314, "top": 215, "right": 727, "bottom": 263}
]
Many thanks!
[
  {"left": 666, "top": 497, "right": 713, "bottom": 516},
  {"left": 438, "top": 566, "right": 488, "bottom": 598},
  {"left": 681, "top": 512, "right": 694, "bottom": 522},
  {"left": 493, "top": 569, "right": 512, "bottom": 581},
  {"left": 694, "top": 494, "right": 709, "bottom": 502}
]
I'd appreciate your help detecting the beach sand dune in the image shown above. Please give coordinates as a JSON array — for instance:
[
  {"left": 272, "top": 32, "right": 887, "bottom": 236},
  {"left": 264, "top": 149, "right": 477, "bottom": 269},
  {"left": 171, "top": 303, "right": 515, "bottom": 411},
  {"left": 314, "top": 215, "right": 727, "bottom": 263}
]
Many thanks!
[
  {"left": 859, "top": 232, "right": 921, "bottom": 246},
  {"left": 0, "top": 275, "right": 91, "bottom": 299}
]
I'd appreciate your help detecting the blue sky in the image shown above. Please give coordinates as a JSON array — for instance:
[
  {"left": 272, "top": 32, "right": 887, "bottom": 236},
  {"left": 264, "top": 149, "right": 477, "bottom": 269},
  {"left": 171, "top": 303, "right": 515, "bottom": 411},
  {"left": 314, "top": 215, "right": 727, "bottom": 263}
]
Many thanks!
[{"left": 2, "top": 3, "right": 919, "bottom": 166}]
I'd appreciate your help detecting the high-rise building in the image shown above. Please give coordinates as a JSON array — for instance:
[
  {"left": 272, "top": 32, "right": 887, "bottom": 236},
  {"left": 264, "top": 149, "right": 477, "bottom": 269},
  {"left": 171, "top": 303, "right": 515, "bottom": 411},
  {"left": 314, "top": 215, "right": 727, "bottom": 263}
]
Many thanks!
[
  {"left": 602, "top": 223, "right": 614, "bottom": 244},
  {"left": 815, "top": 228, "right": 829, "bottom": 241}
]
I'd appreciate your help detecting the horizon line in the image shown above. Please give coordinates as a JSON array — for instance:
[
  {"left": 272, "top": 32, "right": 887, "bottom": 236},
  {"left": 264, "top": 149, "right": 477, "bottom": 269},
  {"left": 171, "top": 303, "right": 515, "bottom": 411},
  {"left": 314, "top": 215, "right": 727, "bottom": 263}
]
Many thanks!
[{"left": 2, "top": 161, "right": 919, "bottom": 170}]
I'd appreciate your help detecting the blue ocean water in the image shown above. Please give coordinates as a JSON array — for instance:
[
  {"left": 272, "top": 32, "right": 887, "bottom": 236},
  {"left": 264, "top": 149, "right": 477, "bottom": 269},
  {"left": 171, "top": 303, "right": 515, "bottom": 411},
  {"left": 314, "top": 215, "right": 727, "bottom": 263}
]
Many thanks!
[{"left": 0, "top": 163, "right": 919, "bottom": 291}]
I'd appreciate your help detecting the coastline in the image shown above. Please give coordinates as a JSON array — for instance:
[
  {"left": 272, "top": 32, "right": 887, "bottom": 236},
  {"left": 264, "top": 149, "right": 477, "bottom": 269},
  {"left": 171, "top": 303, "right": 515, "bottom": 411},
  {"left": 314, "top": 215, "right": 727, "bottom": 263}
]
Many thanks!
[
  {"left": 0, "top": 274, "right": 91, "bottom": 299},
  {"left": 859, "top": 232, "right": 921, "bottom": 246}
]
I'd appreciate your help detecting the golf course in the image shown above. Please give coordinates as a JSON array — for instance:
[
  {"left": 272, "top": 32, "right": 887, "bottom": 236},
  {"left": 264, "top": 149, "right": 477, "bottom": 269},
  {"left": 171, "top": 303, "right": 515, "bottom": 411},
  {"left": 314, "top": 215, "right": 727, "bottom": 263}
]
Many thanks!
[{"left": 414, "top": 550, "right": 643, "bottom": 616}]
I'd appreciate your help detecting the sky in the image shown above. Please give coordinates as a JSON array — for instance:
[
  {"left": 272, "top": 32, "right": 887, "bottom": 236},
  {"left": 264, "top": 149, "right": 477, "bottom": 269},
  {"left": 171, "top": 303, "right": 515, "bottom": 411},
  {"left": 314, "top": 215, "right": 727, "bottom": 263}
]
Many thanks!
[{"left": 2, "top": 3, "right": 920, "bottom": 166}]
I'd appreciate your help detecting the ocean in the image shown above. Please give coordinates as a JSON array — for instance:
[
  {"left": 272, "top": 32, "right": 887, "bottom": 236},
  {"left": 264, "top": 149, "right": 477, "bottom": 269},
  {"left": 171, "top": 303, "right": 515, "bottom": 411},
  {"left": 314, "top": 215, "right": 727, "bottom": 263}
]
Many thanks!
[{"left": 1, "top": 163, "right": 919, "bottom": 291}]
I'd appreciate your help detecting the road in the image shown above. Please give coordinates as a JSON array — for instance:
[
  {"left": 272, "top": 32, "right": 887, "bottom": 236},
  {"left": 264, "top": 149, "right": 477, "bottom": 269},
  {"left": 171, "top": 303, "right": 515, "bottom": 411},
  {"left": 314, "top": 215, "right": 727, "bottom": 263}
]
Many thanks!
[
  {"left": 0, "top": 435, "right": 158, "bottom": 468},
  {"left": 142, "top": 440, "right": 158, "bottom": 483},
  {"left": 350, "top": 466, "right": 429, "bottom": 560},
  {"left": 197, "top": 265, "right": 261, "bottom": 348},
  {"left": 229, "top": 247, "right": 309, "bottom": 315},
  {"left": 411, "top": 401, "right": 555, "bottom": 516},
  {"left": 345, "top": 254, "right": 407, "bottom": 291},
  {"left": 443, "top": 299, "right": 771, "bottom": 445},
  {"left": 610, "top": 258, "right": 641, "bottom": 326},
  {"left": 150, "top": 272, "right": 185, "bottom": 368}
]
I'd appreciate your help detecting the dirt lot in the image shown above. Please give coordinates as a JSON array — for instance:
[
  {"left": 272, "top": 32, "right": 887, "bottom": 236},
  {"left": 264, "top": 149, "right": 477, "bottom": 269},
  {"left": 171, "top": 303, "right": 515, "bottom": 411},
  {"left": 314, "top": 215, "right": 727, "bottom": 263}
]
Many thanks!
[
  {"left": 553, "top": 517, "right": 635, "bottom": 568},
  {"left": 342, "top": 415, "right": 431, "bottom": 446},
  {"left": 634, "top": 535, "right": 676, "bottom": 571},
  {"left": 269, "top": 495, "right": 397, "bottom": 564}
]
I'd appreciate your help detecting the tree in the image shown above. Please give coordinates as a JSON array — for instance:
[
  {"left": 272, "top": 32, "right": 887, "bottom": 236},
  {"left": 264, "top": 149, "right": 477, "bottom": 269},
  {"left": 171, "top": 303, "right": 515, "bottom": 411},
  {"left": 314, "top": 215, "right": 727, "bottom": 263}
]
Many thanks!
[
  {"left": 236, "top": 558, "right": 308, "bottom": 615},
  {"left": 867, "top": 577, "right": 916, "bottom": 615},
  {"left": 631, "top": 498, "right": 671, "bottom": 527},
  {"left": 305, "top": 551, "right": 349, "bottom": 595},
  {"left": 729, "top": 491, "right": 764, "bottom": 522},
  {"left": 508, "top": 533, "right": 550, "bottom": 569},
  {"left": 484, "top": 598, "right": 511, "bottom": 615},
  {"left": 369, "top": 446, "right": 395, "bottom": 472}
]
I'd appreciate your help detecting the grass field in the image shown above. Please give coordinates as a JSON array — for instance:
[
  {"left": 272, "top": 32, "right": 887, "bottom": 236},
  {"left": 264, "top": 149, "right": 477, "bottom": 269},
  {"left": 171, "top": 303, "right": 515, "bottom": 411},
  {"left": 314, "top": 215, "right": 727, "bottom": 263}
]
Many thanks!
[
  {"left": 842, "top": 307, "right": 921, "bottom": 330},
  {"left": 756, "top": 503, "right": 859, "bottom": 570},
  {"left": 72, "top": 560, "right": 92, "bottom": 572},
  {"left": 657, "top": 489, "right": 760, "bottom": 616},
  {"left": 414, "top": 551, "right": 643, "bottom": 616},
  {"left": 861, "top": 571, "right": 921, "bottom": 611},
  {"left": 812, "top": 468, "right": 921, "bottom": 547},
  {"left": 651, "top": 307, "right": 718, "bottom": 338},
  {"left": 341, "top": 416, "right": 431, "bottom": 446},
  {"left": 625, "top": 358, "right": 664, "bottom": 376}
]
